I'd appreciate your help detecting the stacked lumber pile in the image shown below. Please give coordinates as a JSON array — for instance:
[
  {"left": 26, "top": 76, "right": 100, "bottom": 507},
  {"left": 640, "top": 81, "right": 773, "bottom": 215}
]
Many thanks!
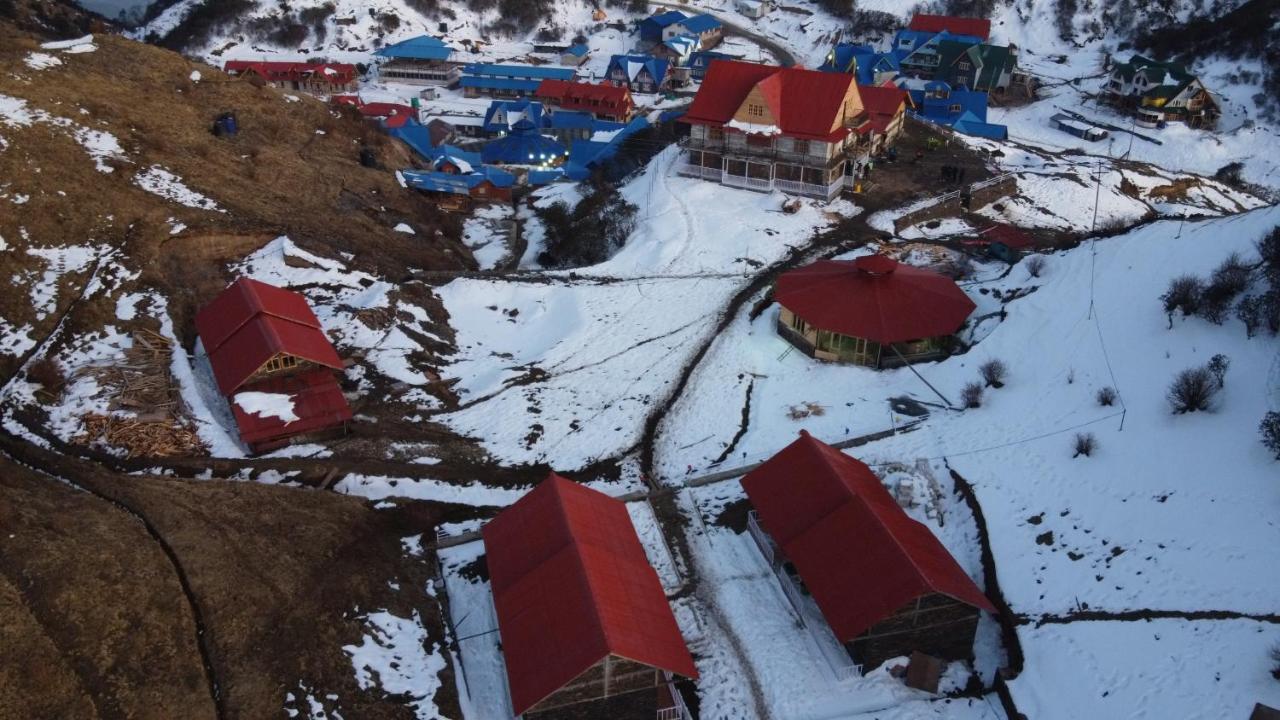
[{"left": 75, "top": 414, "right": 204, "bottom": 458}]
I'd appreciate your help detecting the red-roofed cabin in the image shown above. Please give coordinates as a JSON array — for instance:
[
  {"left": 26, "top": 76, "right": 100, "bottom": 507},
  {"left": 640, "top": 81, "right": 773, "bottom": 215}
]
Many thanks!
[
  {"left": 223, "top": 60, "right": 358, "bottom": 95},
  {"left": 482, "top": 474, "right": 698, "bottom": 719},
  {"left": 907, "top": 13, "right": 992, "bottom": 41},
  {"left": 194, "top": 278, "right": 351, "bottom": 453},
  {"left": 774, "top": 255, "right": 975, "bottom": 367},
  {"left": 535, "top": 79, "right": 635, "bottom": 122},
  {"left": 742, "top": 432, "right": 995, "bottom": 672},
  {"left": 855, "top": 83, "right": 913, "bottom": 153},
  {"left": 680, "top": 60, "right": 902, "bottom": 200}
]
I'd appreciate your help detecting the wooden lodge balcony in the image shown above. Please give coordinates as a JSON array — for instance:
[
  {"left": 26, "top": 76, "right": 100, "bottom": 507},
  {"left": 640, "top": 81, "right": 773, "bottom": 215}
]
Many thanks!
[{"left": 677, "top": 147, "right": 848, "bottom": 200}]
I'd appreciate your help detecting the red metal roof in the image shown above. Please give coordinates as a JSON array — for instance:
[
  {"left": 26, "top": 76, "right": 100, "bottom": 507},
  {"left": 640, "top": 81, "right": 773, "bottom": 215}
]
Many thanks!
[
  {"left": 357, "top": 102, "right": 415, "bottom": 119},
  {"left": 907, "top": 13, "right": 992, "bottom": 40},
  {"left": 223, "top": 60, "right": 357, "bottom": 85},
  {"left": 482, "top": 474, "right": 697, "bottom": 716},
  {"left": 230, "top": 368, "right": 352, "bottom": 447},
  {"left": 741, "top": 432, "right": 994, "bottom": 643},
  {"left": 683, "top": 60, "right": 860, "bottom": 142},
  {"left": 978, "top": 223, "right": 1034, "bottom": 249},
  {"left": 194, "top": 278, "right": 343, "bottom": 395},
  {"left": 856, "top": 83, "right": 911, "bottom": 134},
  {"left": 775, "top": 256, "right": 976, "bottom": 343},
  {"left": 535, "top": 79, "right": 633, "bottom": 110}
]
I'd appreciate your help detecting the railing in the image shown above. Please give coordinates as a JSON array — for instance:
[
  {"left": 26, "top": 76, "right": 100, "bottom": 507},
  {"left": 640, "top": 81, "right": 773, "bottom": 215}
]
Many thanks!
[
  {"left": 774, "top": 566, "right": 809, "bottom": 626},
  {"left": 746, "top": 511, "right": 776, "bottom": 567},
  {"left": 676, "top": 163, "right": 724, "bottom": 181},
  {"left": 722, "top": 173, "right": 773, "bottom": 192},
  {"left": 969, "top": 171, "right": 1016, "bottom": 192},
  {"left": 830, "top": 658, "right": 863, "bottom": 682},
  {"left": 657, "top": 674, "right": 694, "bottom": 720}
]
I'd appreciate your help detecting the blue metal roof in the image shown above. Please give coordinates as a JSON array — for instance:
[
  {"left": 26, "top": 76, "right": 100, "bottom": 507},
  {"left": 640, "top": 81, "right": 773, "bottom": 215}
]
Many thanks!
[
  {"left": 607, "top": 55, "right": 670, "bottom": 87},
  {"left": 565, "top": 43, "right": 589, "bottom": 57},
  {"left": 376, "top": 35, "right": 454, "bottom": 61},
  {"left": 678, "top": 14, "right": 722, "bottom": 33},
  {"left": 643, "top": 10, "right": 688, "bottom": 28},
  {"left": 565, "top": 116, "right": 649, "bottom": 180},
  {"left": 483, "top": 100, "right": 547, "bottom": 133},
  {"left": 462, "top": 63, "right": 577, "bottom": 80},
  {"left": 401, "top": 166, "right": 515, "bottom": 194},
  {"left": 460, "top": 76, "right": 544, "bottom": 93},
  {"left": 481, "top": 121, "right": 567, "bottom": 165},
  {"left": 547, "top": 110, "right": 597, "bottom": 130}
]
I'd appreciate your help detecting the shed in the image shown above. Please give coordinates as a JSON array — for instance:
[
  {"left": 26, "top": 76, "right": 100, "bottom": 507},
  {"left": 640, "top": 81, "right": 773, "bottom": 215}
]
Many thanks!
[
  {"left": 741, "top": 431, "right": 994, "bottom": 671},
  {"left": 194, "top": 278, "right": 351, "bottom": 453},
  {"left": 639, "top": 10, "right": 688, "bottom": 43},
  {"left": 561, "top": 43, "right": 590, "bottom": 66},
  {"left": 482, "top": 474, "right": 697, "bottom": 717},
  {"left": 774, "top": 255, "right": 975, "bottom": 367}
]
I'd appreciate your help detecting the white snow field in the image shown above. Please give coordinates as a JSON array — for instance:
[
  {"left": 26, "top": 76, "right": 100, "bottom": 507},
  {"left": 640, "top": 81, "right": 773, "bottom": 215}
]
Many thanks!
[{"left": 435, "top": 148, "right": 855, "bottom": 470}]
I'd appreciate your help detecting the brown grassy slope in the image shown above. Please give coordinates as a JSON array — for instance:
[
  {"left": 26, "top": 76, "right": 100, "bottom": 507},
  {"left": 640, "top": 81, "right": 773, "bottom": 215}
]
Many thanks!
[
  {"left": 0, "top": 24, "right": 471, "bottom": 379},
  {"left": 0, "top": 457, "right": 214, "bottom": 720},
  {"left": 0, "top": 436, "right": 461, "bottom": 719}
]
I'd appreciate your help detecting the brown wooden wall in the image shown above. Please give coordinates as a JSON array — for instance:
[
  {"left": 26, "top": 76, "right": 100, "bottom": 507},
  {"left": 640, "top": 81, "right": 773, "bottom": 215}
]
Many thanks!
[
  {"left": 527, "top": 656, "right": 665, "bottom": 718},
  {"left": 846, "top": 592, "right": 981, "bottom": 672}
]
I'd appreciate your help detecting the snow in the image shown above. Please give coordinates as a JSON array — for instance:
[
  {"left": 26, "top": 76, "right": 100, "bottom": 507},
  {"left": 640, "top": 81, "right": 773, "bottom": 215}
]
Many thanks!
[
  {"left": 344, "top": 610, "right": 449, "bottom": 720},
  {"left": 24, "top": 53, "right": 62, "bottom": 71},
  {"left": 460, "top": 204, "right": 513, "bottom": 271},
  {"left": 436, "top": 148, "right": 853, "bottom": 469},
  {"left": 40, "top": 35, "right": 95, "bottom": 51},
  {"left": 233, "top": 391, "right": 299, "bottom": 424},
  {"left": 133, "top": 166, "right": 223, "bottom": 211},
  {"left": 437, "top": 542, "right": 513, "bottom": 720},
  {"left": 189, "top": 70, "right": 201, "bottom": 82},
  {"left": 335, "top": 474, "right": 528, "bottom": 507},
  {"left": 1009, "top": 619, "right": 1280, "bottom": 719},
  {"left": 0, "top": 94, "right": 127, "bottom": 173},
  {"left": 393, "top": 222, "right": 415, "bottom": 234},
  {"left": 726, "top": 119, "right": 782, "bottom": 136}
]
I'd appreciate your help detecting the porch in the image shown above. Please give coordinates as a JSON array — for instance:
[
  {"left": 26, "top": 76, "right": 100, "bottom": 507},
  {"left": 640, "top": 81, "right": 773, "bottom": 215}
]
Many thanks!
[{"left": 677, "top": 148, "right": 847, "bottom": 200}]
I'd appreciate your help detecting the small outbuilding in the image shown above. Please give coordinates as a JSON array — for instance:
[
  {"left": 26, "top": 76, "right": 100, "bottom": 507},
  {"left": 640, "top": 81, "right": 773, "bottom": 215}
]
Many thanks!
[
  {"left": 483, "top": 474, "right": 698, "bottom": 719},
  {"left": 774, "top": 255, "right": 975, "bottom": 367},
  {"left": 194, "top": 278, "right": 352, "bottom": 453},
  {"left": 741, "top": 431, "right": 995, "bottom": 672}
]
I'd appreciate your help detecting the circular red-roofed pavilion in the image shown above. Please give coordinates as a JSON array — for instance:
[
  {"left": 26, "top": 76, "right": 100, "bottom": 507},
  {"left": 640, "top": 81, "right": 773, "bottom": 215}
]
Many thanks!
[{"left": 774, "top": 255, "right": 975, "bottom": 367}]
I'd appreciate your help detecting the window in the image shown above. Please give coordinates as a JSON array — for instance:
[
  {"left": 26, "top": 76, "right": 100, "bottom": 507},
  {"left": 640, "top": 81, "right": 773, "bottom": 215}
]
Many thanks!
[
  {"left": 708, "top": 127, "right": 725, "bottom": 141},
  {"left": 793, "top": 139, "right": 810, "bottom": 154},
  {"left": 957, "top": 61, "right": 970, "bottom": 71},
  {"left": 789, "top": 312, "right": 808, "bottom": 335},
  {"left": 949, "top": 103, "right": 962, "bottom": 113},
  {"left": 748, "top": 103, "right": 765, "bottom": 117},
  {"left": 262, "top": 354, "right": 299, "bottom": 374}
]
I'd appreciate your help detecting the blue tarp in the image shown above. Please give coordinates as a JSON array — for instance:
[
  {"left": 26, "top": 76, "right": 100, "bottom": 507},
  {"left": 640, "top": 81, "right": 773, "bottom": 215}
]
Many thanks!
[
  {"left": 481, "top": 120, "right": 567, "bottom": 165},
  {"left": 462, "top": 63, "right": 577, "bottom": 81},
  {"left": 376, "top": 35, "right": 454, "bottom": 61}
]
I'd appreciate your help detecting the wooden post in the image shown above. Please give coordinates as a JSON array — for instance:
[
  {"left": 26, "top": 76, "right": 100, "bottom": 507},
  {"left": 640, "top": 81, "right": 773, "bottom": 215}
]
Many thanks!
[{"left": 602, "top": 655, "right": 613, "bottom": 699}]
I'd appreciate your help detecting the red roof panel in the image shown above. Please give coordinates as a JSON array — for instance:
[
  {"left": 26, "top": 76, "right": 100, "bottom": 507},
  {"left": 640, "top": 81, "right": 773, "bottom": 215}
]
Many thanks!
[
  {"left": 535, "top": 79, "right": 632, "bottom": 110},
  {"left": 741, "top": 432, "right": 994, "bottom": 643},
  {"left": 979, "top": 223, "right": 1034, "bottom": 249},
  {"left": 775, "top": 256, "right": 975, "bottom": 343},
  {"left": 483, "top": 475, "right": 697, "bottom": 716},
  {"left": 230, "top": 368, "right": 352, "bottom": 446},
  {"left": 223, "top": 60, "right": 357, "bottom": 84},
  {"left": 907, "top": 13, "right": 992, "bottom": 40},
  {"left": 683, "top": 60, "right": 860, "bottom": 142},
  {"left": 195, "top": 278, "right": 344, "bottom": 395}
]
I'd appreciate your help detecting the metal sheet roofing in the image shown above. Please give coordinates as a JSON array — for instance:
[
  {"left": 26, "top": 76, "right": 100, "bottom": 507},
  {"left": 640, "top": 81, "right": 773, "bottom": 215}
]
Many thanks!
[
  {"left": 459, "top": 76, "right": 543, "bottom": 93},
  {"left": 683, "top": 60, "right": 860, "bottom": 142},
  {"left": 374, "top": 35, "right": 455, "bottom": 61},
  {"left": 482, "top": 474, "right": 697, "bottom": 716},
  {"left": 676, "top": 14, "right": 722, "bottom": 33},
  {"left": 194, "top": 278, "right": 344, "bottom": 396},
  {"left": 231, "top": 368, "right": 351, "bottom": 446},
  {"left": 775, "top": 256, "right": 975, "bottom": 343},
  {"left": 741, "top": 432, "right": 995, "bottom": 643},
  {"left": 463, "top": 63, "right": 577, "bottom": 80}
]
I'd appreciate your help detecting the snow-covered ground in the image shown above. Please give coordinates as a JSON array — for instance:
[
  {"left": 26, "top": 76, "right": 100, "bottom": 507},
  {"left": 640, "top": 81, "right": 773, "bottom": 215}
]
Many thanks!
[{"left": 435, "top": 148, "right": 855, "bottom": 470}]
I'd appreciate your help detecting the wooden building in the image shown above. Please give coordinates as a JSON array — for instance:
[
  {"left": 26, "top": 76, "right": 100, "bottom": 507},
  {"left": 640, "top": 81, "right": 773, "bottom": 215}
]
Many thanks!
[
  {"left": 223, "top": 60, "right": 358, "bottom": 95},
  {"left": 194, "top": 278, "right": 352, "bottom": 453},
  {"left": 741, "top": 431, "right": 995, "bottom": 672},
  {"left": 482, "top": 474, "right": 698, "bottom": 719},
  {"left": 535, "top": 79, "right": 635, "bottom": 122},
  {"left": 773, "top": 255, "right": 974, "bottom": 367}
]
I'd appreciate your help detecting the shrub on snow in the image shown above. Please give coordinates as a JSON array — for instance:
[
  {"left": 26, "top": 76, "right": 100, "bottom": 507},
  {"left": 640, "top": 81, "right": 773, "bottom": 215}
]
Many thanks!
[
  {"left": 1259, "top": 412, "right": 1280, "bottom": 461},
  {"left": 961, "top": 381, "right": 984, "bottom": 409},
  {"left": 1167, "top": 365, "right": 1218, "bottom": 414},
  {"left": 1025, "top": 254, "right": 1047, "bottom": 278},
  {"left": 1160, "top": 275, "right": 1203, "bottom": 326},
  {"left": 979, "top": 359, "right": 1008, "bottom": 388},
  {"left": 1072, "top": 432, "right": 1097, "bottom": 458},
  {"left": 1096, "top": 386, "right": 1117, "bottom": 407}
]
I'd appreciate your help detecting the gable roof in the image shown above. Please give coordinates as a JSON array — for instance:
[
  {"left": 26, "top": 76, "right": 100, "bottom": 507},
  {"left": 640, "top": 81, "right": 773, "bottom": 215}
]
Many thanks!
[
  {"left": 677, "top": 14, "right": 722, "bottom": 33},
  {"left": 223, "top": 60, "right": 356, "bottom": 85},
  {"left": 483, "top": 99, "right": 546, "bottom": 132},
  {"left": 194, "top": 278, "right": 343, "bottom": 396},
  {"left": 535, "top": 79, "right": 633, "bottom": 110},
  {"left": 483, "top": 474, "right": 697, "bottom": 716},
  {"left": 642, "top": 10, "right": 688, "bottom": 28},
  {"left": 683, "top": 60, "right": 861, "bottom": 142},
  {"left": 855, "top": 83, "right": 911, "bottom": 133},
  {"left": 907, "top": 13, "right": 991, "bottom": 41},
  {"left": 230, "top": 368, "right": 352, "bottom": 446},
  {"left": 564, "top": 43, "right": 590, "bottom": 57},
  {"left": 774, "top": 255, "right": 975, "bottom": 343},
  {"left": 741, "top": 432, "right": 995, "bottom": 643},
  {"left": 401, "top": 166, "right": 515, "bottom": 194},
  {"left": 375, "top": 35, "right": 454, "bottom": 61},
  {"left": 608, "top": 55, "right": 670, "bottom": 86}
]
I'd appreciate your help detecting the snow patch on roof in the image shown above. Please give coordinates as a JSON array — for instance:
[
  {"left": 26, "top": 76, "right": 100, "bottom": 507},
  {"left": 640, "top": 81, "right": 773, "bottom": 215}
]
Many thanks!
[{"left": 234, "top": 391, "right": 299, "bottom": 424}]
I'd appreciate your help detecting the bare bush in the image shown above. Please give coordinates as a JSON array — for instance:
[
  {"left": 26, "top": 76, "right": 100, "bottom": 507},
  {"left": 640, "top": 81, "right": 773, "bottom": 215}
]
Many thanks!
[
  {"left": 1207, "top": 354, "right": 1230, "bottom": 388},
  {"left": 26, "top": 357, "right": 65, "bottom": 394},
  {"left": 1161, "top": 274, "right": 1203, "bottom": 326},
  {"left": 1271, "top": 643, "right": 1280, "bottom": 680},
  {"left": 1072, "top": 432, "right": 1097, "bottom": 458},
  {"left": 1237, "top": 294, "right": 1263, "bottom": 337},
  {"left": 1260, "top": 412, "right": 1280, "bottom": 461},
  {"left": 979, "top": 359, "right": 1008, "bottom": 388},
  {"left": 1025, "top": 254, "right": 1047, "bottom": 278},
  {"left": 1167, "top": 365, "right": 1218, "bottom": 413},
  {"left": 1096, "top": 386, "right": 1117, "bottom": 406},
  {"left": 961, "top": 382, "right": 984, "bottom": 409},
  {"left": 1200, "top": 252, "right": 1252, "bottom": 324}
]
